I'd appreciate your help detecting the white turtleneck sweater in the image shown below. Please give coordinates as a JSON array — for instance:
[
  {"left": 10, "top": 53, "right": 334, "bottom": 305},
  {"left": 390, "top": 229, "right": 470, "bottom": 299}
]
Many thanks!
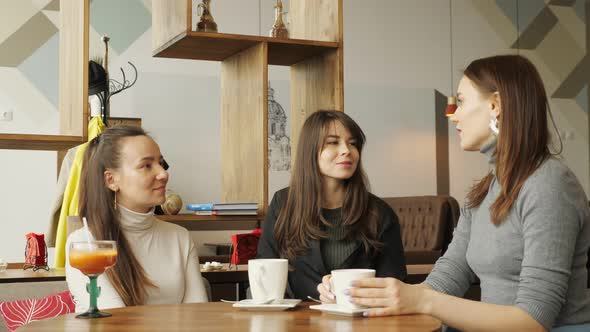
[{"left": 66, "top": 206, "right": 208, "bottom": 312}]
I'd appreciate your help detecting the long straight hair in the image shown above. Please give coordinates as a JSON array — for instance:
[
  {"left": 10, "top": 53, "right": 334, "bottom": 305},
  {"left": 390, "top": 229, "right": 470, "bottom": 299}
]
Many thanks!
[
  {"left": 274, "top": 111, "right": 381, "bottom": 261},
  {"left": 465, "top": 55, "right": 552, "bottom": 224},
  {"left": 79, "top": 125, "right": 156, "bottom": 306}
]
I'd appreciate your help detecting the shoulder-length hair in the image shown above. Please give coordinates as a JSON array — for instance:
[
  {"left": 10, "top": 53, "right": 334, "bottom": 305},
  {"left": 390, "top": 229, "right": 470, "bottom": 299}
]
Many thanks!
[
  {"left": 79, "top": 125, "right": 157, "bottom": 306},
  {"left": 274, "top": 110, "right": 381, "bottom": 261},
  {"left": 465, "top": 55, "right": 552, "bottom": 224}
]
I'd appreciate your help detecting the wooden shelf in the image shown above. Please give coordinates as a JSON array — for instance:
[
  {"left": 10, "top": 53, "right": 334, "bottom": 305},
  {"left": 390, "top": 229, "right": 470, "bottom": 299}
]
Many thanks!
[
  {"left": 157, "top": 214, "right": 262, "bottom": 231},
  {"left": 0, "top": 134, "right": 85, "bottom": 151},
  {"left": 153, "top": 31, "right": 339, "bottom": 66}
]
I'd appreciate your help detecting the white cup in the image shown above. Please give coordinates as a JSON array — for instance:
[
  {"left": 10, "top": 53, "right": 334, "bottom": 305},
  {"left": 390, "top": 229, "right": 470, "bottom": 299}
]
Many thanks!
[
  {"left": 331, "top": 269, "right": 375, "bottom": 310},
  {"left": 248, "top": 259, "right": 288, "bottom": 304}
]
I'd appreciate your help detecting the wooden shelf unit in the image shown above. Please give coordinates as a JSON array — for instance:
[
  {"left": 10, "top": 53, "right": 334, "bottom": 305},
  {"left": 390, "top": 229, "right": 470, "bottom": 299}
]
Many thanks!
[
  {"left": 156, "top": 214, "right": 262, "bottom": 231},
  {"left": 1, "top": 0, "right": 89, "bottom": 150},
  {"left": 153, "top": 31, "right": 339, "bottom": 66},
  {"left": 152, "top": 0, "right": 343, "bottom": 215},
  {"left": 0, "top": 134, "right": 85, "bottom": 151}
]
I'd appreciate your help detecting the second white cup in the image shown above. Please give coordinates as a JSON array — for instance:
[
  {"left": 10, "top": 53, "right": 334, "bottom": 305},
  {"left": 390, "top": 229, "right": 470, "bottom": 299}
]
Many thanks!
[
  {"left": 331, "top": 268, "right": 375, "bottom": 310},
  {"left": 248, "top": 259, "right": 288, "bottom": 304}
]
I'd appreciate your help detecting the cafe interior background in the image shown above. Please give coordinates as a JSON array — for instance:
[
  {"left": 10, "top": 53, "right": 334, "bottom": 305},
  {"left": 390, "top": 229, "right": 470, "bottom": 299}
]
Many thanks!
[{"left": 0, "top": 0, "right": 588, "bottom": 263}]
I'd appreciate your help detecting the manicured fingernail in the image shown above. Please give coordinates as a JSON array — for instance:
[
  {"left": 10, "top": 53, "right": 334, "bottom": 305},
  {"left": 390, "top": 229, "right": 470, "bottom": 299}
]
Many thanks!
[
  {"left": 350, "top": 281, "right": 357, "bottom": 287},
  {"left": 323, "top": 284, "right": 330, "bottom": 292},
  {"left": 348, "top": 297, "right": 355, "bottom": 303},
  {"left": 328, "top": 293, "right": 335, "bottom": 300},
  {"left": 343, "top": 289, "right": 351, "bottom": 295},
  {"left": 363, "top": 312, "right": 369, "bottom": 317}
]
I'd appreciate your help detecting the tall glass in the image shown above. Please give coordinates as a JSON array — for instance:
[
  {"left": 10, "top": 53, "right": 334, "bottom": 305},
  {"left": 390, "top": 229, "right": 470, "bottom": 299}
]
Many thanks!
[{"left": 69, "top": 241, "right": 118, "bottom": 318}]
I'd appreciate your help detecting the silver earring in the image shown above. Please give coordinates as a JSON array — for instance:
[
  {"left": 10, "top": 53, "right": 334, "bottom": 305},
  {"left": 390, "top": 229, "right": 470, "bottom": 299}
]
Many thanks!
[{"left": 489, "top": 116, "right": 499, "bottom": 135}]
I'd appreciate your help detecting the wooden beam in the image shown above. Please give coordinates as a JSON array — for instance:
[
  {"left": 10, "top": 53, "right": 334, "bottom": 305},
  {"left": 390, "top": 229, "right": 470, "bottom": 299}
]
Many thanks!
[
  {"left": 220, "top": 43, "right": 268, "bottom": 213},
  {"left": 152, "top": 0, "right": 188, "bottom": 56},
  {"left": 59, "top": 0, "right": 88, "bottom": 138}
]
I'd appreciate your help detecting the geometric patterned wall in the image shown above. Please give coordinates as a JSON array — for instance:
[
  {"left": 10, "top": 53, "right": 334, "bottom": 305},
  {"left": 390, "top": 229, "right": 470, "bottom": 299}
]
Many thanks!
[
  {"left": 0, "top": 0, "right": 150, "bottom": 114},
  {"left": 7, "top": 1, "right": 584, "bottom": 134},
  {"left": 480, "top": 0, "right": 588, "bottom": 115},
  {"left": 495, "top": 0, "right": 588, "bottom": 112},
  {"left": 89, "top": 0, "right": 150, "bottom": 63},
  {"left": 0, "top": 0, "right": 59, "bottom": 110}
]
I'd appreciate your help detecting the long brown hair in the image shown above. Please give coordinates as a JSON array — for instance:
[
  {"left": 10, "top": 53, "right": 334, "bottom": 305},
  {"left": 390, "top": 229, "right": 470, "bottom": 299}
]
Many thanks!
[
  {"left": 465, "top": 55, "right": 552, "bottom": 224},
  {"left": 274, "top": 110, "right": 381, "bottom": 261},
  {"left": 79, "top": 125, "right": 157, "bottom": 306}
]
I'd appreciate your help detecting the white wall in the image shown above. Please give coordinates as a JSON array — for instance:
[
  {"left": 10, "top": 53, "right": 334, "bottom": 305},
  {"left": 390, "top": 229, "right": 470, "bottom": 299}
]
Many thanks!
[{"left": 0, "top": 150, "right": 57, "bottom": 262}]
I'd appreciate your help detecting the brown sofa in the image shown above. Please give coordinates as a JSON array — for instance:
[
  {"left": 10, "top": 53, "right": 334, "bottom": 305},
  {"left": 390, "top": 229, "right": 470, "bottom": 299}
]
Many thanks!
[{"left": 382, "top": 195, "right": 460, "bottom": 265}]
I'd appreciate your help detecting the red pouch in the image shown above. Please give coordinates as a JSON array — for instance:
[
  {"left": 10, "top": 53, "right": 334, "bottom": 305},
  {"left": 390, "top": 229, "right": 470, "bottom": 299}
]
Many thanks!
[
  {"left": 23, "top": 233, "right": 49, "bottom": 271},
  {"left": 230, "top": 228, "right": 262, "bottom": 266}
]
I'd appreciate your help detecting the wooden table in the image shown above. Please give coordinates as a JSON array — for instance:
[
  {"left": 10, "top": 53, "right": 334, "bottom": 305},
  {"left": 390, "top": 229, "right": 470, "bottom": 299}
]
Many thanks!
[
  {"left": 0, "top": 265, "right": 248, "bottom": 283},
  {"left": 0, "top": 264, "right": 432, "bottom": 300},
  {"left": 20, "top": 302, "right": 441, "bottom": 331},
  {"left": 0, "top": 268, "right": 66, "bottom": 283}
]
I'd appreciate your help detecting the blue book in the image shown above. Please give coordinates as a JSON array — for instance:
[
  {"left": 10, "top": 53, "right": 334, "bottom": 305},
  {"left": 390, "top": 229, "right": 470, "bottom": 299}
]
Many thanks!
[
  {"left": 186, "top": 202, "right": 258, "bottom": 211},
  {"left": 186, "top": 203, "right": 214, "bottom": 211}
]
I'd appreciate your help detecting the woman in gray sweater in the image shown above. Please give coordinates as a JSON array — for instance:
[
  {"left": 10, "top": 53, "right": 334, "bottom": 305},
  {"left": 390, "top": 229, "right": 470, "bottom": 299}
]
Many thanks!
[{"left": 318, "top": 55, "right": 590, "bottom": 331}]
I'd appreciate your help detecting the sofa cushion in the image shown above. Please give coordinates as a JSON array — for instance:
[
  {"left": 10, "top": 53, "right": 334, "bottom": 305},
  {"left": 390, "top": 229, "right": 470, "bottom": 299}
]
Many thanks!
[
  {"left": 0, "top": 290, "right": 74, "bottom": 331},
  {"left": 383, "top": 196, "right": 448, "bottom": 250},
  {"left": 382, "top": 196, "right": 459, "bottom": 265}
]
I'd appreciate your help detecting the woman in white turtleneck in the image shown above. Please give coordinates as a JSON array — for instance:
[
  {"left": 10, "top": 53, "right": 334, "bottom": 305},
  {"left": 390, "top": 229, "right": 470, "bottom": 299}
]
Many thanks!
[{"left": 66, "top": 125, "right": 208, "bottom": 312}]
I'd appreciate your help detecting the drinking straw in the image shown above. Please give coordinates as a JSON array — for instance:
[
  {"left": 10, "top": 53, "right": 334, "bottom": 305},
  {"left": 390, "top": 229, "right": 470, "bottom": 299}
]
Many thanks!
[{"left": 82, "top": 217, "right": 93, "bottom": 245}]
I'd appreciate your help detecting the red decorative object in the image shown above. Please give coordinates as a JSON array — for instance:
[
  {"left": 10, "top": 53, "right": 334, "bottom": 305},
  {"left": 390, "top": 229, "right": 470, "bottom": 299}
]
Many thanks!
[
  {"left": 445, "top": 96, "right": 457, "bottom": 117},
  {"left": 23, "top": 233, "right": 49, "bottom": 271},
  {"left": 0, "top": 291, "right": 75, "bottom": 331},
  {"left": 230, "top": 228, "right": 262, "bottom": 266}
]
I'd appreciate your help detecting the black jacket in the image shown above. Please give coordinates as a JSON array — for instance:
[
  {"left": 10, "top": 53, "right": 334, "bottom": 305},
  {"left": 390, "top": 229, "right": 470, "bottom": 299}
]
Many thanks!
[{"left": 256, "top": 188, "right": 407, "bottom": 300}]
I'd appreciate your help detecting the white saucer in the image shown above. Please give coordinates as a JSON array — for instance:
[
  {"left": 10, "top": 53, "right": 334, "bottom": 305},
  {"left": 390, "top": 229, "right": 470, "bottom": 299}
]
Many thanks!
[
  {"left": 232, "top": 299, "right": 301, "bottom": 311},
  {"left": 309, "top": 304, "right": 366, "bottom": 317}
]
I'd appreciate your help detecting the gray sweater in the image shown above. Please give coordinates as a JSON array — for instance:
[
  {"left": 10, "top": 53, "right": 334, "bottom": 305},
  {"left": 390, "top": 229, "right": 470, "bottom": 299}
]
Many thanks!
[{"left": 425, "top": 138, "right": 590, "bottom": 330}]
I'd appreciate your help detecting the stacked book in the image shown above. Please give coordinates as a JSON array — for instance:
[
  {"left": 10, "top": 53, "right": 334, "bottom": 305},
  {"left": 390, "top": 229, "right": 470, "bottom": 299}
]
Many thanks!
[{"left": 186, "top": 202, "right": 258, "bottom": 216}]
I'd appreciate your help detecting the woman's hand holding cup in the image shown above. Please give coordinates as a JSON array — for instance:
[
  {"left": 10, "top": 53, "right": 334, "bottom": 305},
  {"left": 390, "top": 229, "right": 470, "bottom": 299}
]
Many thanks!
[{"left": 317, "top": 275, "right": 336, "bottom": 303}]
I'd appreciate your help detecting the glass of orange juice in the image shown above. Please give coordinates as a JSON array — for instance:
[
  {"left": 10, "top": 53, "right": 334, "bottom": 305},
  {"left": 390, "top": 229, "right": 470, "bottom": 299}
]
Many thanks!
[{"left": 69, "top": 241, "right": 118, "bottom": 318}]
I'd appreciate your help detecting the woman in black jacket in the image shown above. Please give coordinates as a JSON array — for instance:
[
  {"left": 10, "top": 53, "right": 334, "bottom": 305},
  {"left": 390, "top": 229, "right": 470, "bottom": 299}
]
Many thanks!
[{"left": 256, "top": 110, "right": 406, "bottom": 300}]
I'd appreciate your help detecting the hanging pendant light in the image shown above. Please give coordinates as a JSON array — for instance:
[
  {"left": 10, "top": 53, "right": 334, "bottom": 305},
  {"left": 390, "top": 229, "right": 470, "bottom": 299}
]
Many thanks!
[
  {"left": 445, "top": 96, "right": 457, "bottom": 117},
  {"left": 445, "top": 0, "right": 456, "bottom": 118}
]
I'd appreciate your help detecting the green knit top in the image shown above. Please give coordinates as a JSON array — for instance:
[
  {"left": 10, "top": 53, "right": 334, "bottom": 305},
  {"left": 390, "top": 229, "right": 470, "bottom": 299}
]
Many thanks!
[{"left": 320, "top": 207, "right": 358, "bottom": 272}]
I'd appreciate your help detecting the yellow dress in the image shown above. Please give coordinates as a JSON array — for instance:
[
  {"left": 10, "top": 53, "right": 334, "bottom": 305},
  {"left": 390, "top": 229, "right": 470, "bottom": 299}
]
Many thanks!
[{"left": 53, "top": 116, "right": 105, "bottom": 267}]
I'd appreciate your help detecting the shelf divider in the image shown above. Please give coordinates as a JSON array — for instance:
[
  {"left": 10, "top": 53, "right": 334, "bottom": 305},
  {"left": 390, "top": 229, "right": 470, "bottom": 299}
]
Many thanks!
[
  {"left": 221, "top": 42, "right": 268, "bottom": 215},
  {"left": 0, "top": 134, "right": 85, "bottom": 151}
]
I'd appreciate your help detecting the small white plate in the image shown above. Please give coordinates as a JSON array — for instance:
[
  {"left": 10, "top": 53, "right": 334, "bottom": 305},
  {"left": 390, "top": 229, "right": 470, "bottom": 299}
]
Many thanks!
[
  {"left": 310, "top": 304, "right": 366, "bottom": 317},
  {"left": 232, "top": 299, "right": 301, "bottom": 311}
]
